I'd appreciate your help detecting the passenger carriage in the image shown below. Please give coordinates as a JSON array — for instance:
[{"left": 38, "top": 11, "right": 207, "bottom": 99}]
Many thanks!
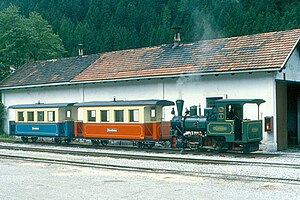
[
  {"left": 9, "top": 103, "right": 77, "bottom": 143},
  {"left": 74, "top": 100, "right": 174, "bottom": 147}
]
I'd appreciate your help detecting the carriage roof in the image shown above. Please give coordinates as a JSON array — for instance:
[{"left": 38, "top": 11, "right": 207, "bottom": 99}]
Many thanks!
[
  {"left": 74, "top": 99, "right": 174, "bottom": 107},
  {"left": 9, "top": 103, "right": 75, "bottom": 109}
]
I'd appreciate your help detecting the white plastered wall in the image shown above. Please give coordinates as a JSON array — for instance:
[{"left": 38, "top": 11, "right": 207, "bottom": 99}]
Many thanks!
[
  {"left": 279, "top": 48, "right": 300, "bottom": 81},
  {"left": 2, "top": 71, "right": 276, "bottom": 150}
]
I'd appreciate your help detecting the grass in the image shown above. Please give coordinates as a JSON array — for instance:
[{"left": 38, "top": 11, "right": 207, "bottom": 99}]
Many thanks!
[{"left": 0, "top": 133, "right": 15, "bottom": 141}]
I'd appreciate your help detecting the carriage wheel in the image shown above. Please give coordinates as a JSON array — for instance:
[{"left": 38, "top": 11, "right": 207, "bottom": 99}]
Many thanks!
[
  {"left": 54, "top": 138, "right": 62, "bottom": 144},
  {"left": 100, "top": 140, "right": 108, "bottom": 146},
  {"left": 21, "top": 136, "right": 28, "bottom": 143},
  {"left": 146, "top": 142, "right": 155, "bottom": 149},
  {"left": 64, "top": 138, "right": 71, "bottom": 144},
  {"left": 137, "top": 142, "right": 144, "bottom": 149},
  {"left": 91, "top": 140, "right": 100, "bottom": 146},
  {"left": 31, "top": 137, "right": 38, "bottom": 142}
]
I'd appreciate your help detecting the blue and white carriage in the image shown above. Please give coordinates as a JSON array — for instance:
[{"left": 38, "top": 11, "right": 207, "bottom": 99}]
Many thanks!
[{"left": 9, "top": 103, "right": 77, "bottom": 143}]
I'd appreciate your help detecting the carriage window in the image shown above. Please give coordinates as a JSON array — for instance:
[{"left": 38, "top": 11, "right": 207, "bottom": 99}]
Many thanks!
[
  {"left": 37, "top": 111, "right": 44, "bottom": 122},
  {"left": 150, "top": 108, "right": 156, "bottom": 121},
  {"left": 18, "top": 112, "right": 24, "bottom": 121},
  {"left": 27, "top": 112, "right": 34, "bottom": 121},
  {"left": 66, "top": 110, "right": 71, "bottom": 118},
  {"left": 48, "top": 111, "right": 55, "bottom": 122},
  {"left": 114, "top": 110, "right": 124, "bottom": 122},
  {"left": 129, "top": 110, "right": 139, "bottom": 122},
  {"left": 87, "top": 110, "right": 96, "bottom": 122},
  {"left": 100, "top": 110, "right": 110, "bottom": 122}
]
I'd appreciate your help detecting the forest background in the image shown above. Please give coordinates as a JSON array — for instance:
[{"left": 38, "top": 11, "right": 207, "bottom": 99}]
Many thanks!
[{"left": 0, "top": 0, "right": 300, "bottom": 81}]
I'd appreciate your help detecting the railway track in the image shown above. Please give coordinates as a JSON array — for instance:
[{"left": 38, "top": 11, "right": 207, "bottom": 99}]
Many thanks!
[
  {"left": 0, "top": 139, "right": 291, "bottom": 158},
  {"left": 0, "top": 143, "right": 300, "bottom": 170},
  {"left": 0, "top": 151, "right": 299, "bottom": 185}
]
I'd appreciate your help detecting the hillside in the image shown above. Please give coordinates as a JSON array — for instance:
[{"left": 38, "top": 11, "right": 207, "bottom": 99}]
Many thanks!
[{"left": 0, "top": 0, "right": 299, "bottom": 56}]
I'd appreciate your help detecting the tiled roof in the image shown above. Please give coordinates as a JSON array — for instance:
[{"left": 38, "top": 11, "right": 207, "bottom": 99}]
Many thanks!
[
  {"left": 0, "top": 54, "right": 99, "bottom": 87},
  {"left": 1, "top": 28, "right": 300, "bottom": 89},
  {"left": 72, "top": 28, "right": 300, "bottom": 82}
]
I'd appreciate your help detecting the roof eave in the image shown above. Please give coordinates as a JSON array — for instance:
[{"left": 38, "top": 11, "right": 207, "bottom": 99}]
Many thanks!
[{"left": 0, "top": 68, "right": 280, "bottom": 91}]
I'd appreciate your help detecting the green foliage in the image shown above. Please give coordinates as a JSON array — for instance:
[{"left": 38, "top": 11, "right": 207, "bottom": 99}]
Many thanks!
[
  {"left": 1, "top": 0, "right": 300, "bottom": 71},
  {"left": 0, "top": 5, "right": 65, "bottom": 81}
]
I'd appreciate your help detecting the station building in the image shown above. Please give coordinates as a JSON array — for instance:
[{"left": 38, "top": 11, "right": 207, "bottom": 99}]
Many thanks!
[{"left": 1, "top": 28, "right": 300, "bottom": 151}]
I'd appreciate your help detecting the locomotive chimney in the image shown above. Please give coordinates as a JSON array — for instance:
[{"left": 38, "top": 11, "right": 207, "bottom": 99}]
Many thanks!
[{"left": 176, "top": 99, "right": 184, "bottom": 116}]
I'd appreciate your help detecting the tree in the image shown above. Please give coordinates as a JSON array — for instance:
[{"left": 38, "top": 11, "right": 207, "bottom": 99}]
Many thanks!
[{"left": 0, "top": 5, "right": 65, "bottom": 81}]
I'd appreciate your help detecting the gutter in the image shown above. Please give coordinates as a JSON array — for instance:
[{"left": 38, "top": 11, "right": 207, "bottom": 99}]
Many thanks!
[{"left": 0, "top": 68, "right": 280, "bottom": 91}]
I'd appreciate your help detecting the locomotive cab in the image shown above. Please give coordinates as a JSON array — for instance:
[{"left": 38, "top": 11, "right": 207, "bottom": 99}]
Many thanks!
[{"left": 207, "top": 99, "right": 265, "bottom": 153}]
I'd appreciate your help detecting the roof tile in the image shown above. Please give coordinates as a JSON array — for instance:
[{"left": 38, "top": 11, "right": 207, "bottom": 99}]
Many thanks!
[
  {"left": 1, "top": 28, "right": 300, "bottom": 88},
  {"left": 72, "top": 29, "right": 300, "bottom": 82}
]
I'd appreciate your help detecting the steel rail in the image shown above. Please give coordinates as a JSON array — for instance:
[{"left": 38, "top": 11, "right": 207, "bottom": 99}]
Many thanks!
[
  {"left": 0, "top": 153, "right": 299, "bottom": 185},
  {"left": 0, "top": 144, "right": 300, "bottom": 169},
  {"left": 0, "top": 139, "right": 293, "bottom": 158}
]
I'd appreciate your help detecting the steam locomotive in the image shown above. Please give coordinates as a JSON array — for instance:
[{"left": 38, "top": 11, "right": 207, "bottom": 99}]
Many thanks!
[{"left": 170, "top": 99, "right": 265, "bottom": 153}]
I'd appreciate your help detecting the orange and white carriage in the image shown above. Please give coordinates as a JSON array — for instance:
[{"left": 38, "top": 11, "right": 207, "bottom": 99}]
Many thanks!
[{"left": 74, "top": 100, "right": 174, "bottom": 147}]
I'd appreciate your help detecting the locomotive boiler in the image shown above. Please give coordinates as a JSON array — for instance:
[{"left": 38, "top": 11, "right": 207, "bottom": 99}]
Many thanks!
[{"left": 170, "top": 99, "right": 265, "bottom": 153}]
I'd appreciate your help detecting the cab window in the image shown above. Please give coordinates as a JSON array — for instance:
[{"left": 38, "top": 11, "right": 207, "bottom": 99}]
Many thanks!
[
  {"left": 226, "top": 104, "right": 242, "bottom": 120},
  {"left": 27, "top": 112, "right": 34, "bottom": 121}
]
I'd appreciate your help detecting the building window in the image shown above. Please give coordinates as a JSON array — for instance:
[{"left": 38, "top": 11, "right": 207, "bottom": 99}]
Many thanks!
[
  {"left": 100, "top": 110, "right": 110, "bottom": 122},
  {"left": 114, "top": 110, "right": 124, "bottom": 122},
  {"left": 37, "top": 111, "right": 44, "bottom": 122},
  {"left": 18, "top": 112, "right": 24, "bottom": 122},
  {"left": 150, "top": 108, "right": 156, "bottom": 121},
  {"left": 87, "top": 110, "right": 96, "bottom": 122},
  {"left": 129, "top": 109, "right": 139, "bottom": 122},
  {"left": 27, "top": 112, "right": 34, "bottom": 122},
  {"left": 206, "top": 97, "right": 223, "bottom": 108},
  {"left": 48, "top": 111, "right": 55, "bottom": 122}
]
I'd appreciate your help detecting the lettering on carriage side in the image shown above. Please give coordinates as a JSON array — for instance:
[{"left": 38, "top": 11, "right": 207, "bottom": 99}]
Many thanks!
[
  {"left": 212, "top": 126, "right": 227, "bottom": 132},
  {"left": 32, "top": 127, "right": 40, "bottom": 130},
  {"left": 107, "top": 128, "right": 117, "bottom": 133}
]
